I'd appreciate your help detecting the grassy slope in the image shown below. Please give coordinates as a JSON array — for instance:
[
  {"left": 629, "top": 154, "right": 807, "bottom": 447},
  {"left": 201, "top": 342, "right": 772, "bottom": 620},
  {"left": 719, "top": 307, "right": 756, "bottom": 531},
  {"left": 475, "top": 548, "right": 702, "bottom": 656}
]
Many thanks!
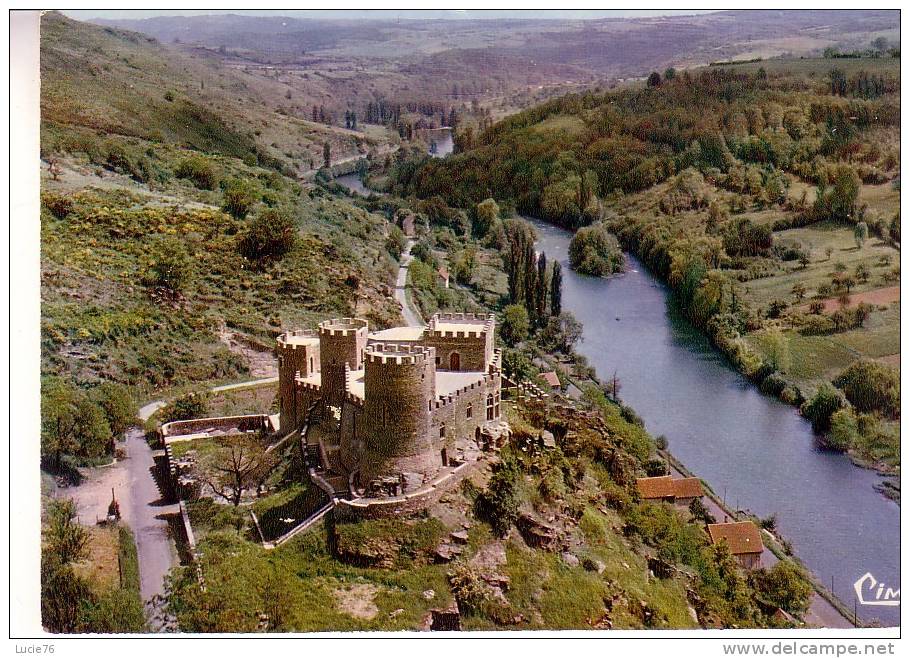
[
  {"left": 41, "top": 12, "right": 392, "bottom": 175},
  {"left": 40, "top": 13, "right": 403, "bottom": 398}
]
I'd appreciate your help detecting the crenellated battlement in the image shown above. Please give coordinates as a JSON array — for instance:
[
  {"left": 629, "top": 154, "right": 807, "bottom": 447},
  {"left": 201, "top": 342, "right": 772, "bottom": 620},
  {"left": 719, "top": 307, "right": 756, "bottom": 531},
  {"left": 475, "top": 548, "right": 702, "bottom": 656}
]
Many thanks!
[
  {"left": 318, "top": 317, "right": 369, "bottom": 337},
  {"left": 365, "top": 342, "right": 436, "bottom": 366},
  {"left": 276, "top": 329, "right": 319, "bottom": 351},
  {"left": 426, "top": 312, "right": 495, "bottom": 338}
]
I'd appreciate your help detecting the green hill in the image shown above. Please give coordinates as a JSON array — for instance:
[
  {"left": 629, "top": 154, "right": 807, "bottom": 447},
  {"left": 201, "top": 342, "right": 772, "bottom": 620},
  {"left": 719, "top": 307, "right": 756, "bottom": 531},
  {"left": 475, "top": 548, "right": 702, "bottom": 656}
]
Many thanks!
[{"left": 396, "top": 57, "right": 901, "bottom": 469}]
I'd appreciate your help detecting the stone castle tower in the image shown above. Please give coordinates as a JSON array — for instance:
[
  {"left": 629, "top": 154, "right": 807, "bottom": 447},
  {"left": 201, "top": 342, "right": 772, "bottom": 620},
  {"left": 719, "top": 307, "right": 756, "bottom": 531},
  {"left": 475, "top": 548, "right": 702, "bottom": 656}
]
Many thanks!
[
  {"left": 275, "top": 329, "right": 320, "bottom": 433},
  {"left": 318, "top": 318, "right": 367, "bottom": 408},
  {"left": 360, "top": 343, "right": 437, "bottom": 483}
]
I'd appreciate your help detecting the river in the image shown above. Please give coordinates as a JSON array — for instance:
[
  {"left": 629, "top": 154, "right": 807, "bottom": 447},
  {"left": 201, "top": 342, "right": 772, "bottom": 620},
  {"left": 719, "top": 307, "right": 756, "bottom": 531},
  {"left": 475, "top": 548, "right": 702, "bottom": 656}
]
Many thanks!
[{"left": 529, "top": 217, "right": 900, "bottom": 627}]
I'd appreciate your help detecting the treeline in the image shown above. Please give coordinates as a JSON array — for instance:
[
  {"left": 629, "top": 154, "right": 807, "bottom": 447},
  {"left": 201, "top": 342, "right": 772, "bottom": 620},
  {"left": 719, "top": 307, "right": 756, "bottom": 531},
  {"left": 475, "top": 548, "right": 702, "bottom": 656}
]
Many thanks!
[{"left": 390, "top": 66, "right": 898, "bottom": 230}]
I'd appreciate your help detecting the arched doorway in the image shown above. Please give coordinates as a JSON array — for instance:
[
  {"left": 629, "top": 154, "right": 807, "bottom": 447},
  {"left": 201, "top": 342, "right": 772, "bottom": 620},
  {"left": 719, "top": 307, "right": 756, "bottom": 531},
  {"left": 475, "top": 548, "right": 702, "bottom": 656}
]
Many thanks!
[{"left": 449, "top": 352, "right": 461, "bottom": 371}]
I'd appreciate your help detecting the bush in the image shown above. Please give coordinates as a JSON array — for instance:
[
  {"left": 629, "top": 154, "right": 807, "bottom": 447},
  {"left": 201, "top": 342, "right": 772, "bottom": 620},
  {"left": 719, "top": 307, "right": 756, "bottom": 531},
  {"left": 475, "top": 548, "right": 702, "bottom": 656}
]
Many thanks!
[
  {"left": 91, "top": 382, "right": 138, "bottom": 437},
  {"left": 42, "top": 192, "right": 73, "bottom": 219},
  {"left": 833, "top": 360, "right": 900, "bottom": 417},
  {"left": 800, "top": 383, "right": 844, "bottom": 433},
  {"left": 143, "top": 236, "right": 194, "bottom": 294},
  {"left": 568, "top": 223, "right": 624, "bottom": 276},
  {"left": 175, "top": 155, "right": 219, "bottom": 190},
  {"left": 749, "top": 561, "right": 812, "bottom": 615},
  {"left": 221, "top": 177, "right": 259, "bottom": 219},
  {"left": 825, "top": 408, "right": 858, "bottom": 450},
  {"left": 161, "top": 391, "right": 210, "bottom": 424},
  {"left": 238, "top": 208, "right": 297, "bottom": 266}
]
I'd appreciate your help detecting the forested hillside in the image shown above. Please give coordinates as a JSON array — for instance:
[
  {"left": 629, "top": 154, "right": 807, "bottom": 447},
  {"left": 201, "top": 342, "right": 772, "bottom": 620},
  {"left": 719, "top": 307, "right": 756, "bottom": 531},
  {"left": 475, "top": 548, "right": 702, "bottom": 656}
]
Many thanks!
[{"left": 395, "top": 57, "right": 901, "bottom": 471}]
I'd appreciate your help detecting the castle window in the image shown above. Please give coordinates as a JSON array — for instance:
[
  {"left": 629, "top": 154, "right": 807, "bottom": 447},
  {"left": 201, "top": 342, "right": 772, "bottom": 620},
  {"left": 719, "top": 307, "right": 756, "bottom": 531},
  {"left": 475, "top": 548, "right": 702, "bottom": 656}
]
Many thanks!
[
  {"left": 466, "top": 403, "right": 473, "bottom": 419},
  {"left": 439, "top": 424, "right": 445, "bottom": 438},
  {"left": 486, "top": 393, "right": 494, "bottom": 421},
  {"left": 449, "top": 352, "right": 461, "bottom": 371},
  {"left": 278, "top": 356, "right": 284, "bottom": 368},
  {"left": 309, "top": 356, "right": 314, "bottom": 372},
  {"left": 435, "top": 356, "right": 441, "bottom": 366}
]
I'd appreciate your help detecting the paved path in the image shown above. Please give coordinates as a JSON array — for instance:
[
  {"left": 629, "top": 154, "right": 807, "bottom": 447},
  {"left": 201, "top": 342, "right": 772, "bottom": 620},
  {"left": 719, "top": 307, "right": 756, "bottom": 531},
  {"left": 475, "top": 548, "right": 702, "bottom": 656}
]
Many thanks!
[
  {"left": 669, "top": 466, "right": 853, "bottom": 629},
  {"left": 394, "top": 239, "right": 423, "bottom": 328}
]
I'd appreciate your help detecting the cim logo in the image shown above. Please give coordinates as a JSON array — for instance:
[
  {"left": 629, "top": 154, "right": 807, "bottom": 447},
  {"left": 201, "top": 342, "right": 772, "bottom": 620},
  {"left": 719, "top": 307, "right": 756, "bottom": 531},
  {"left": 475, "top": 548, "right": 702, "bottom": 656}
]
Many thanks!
[{"left": 854, "top": 572, "right": 900, "bottom": 606}]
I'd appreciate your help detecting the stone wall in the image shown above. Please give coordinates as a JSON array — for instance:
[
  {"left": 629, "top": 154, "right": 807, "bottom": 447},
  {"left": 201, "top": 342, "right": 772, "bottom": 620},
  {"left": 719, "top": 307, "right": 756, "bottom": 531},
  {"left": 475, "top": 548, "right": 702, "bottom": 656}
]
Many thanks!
[
  {"left": 276, "top": 330, "right": 319, "bottom": 433},
  {"left": 318, "top": 318, "right": 368, "bottom": 408}
]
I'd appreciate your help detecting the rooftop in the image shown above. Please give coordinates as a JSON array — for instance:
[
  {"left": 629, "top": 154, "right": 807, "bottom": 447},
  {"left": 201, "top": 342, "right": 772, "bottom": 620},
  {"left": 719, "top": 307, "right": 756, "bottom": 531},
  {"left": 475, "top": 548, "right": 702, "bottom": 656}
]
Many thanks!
[
  {"left": 281, "top": 334, "right": 319, "bottom": 347},
  {"left": 636, "top": 475, "right": 704, "bottom": 500},
  {"left": 368, "top": 326, "right": 425, "bottom": 342},
  {"left": 707, "top": 522, "right": 764, "bottom": 555},
  {"left": 436, "top": 370, "right": 486, "bottom": 397},
  {"left": 540, "top": 371, "right": 560, "bottom": 388}
]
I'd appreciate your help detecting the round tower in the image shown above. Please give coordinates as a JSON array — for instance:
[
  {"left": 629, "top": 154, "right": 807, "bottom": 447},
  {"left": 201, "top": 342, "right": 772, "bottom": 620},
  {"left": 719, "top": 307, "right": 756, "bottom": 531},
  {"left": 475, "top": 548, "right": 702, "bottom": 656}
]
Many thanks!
[
  {"left": 318, "top": 318, "right": 368, "bottom": 408},
  {"left": 276, "top": 330, "right": 320, "bottom": 434},
  {"left": 359, "top": 343, "right": 437, "bottom": 484}
]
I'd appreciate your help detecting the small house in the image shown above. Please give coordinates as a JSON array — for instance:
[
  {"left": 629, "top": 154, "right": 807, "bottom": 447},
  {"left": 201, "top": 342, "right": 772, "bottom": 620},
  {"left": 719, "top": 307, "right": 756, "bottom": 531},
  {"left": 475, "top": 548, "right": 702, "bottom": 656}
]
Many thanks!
[
  {"left": 540, "top": 371, "right": 561, "bottom": 391},
  {"left": 707, "top": 521, "right": 764, "bottom": 570},
  {"left": 636, "top": 475, "right": 704, "bottom": 506},
  {"left": 437, "top": 266, "right": 450, "bottom": 289}
]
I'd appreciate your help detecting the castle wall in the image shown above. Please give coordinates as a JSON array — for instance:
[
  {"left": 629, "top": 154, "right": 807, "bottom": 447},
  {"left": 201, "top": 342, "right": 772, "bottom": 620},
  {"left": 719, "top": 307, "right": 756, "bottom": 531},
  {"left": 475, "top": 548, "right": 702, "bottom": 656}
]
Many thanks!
[{"left": 429, "top": 372, "right": 501, "bottom": 450}]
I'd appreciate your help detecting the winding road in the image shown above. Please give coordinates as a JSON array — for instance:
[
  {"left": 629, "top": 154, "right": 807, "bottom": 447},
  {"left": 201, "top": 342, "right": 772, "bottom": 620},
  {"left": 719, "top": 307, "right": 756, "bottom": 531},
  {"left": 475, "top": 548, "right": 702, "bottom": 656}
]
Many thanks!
[{"left": 394, "top": 239, "right": 423, "bottom": 328}]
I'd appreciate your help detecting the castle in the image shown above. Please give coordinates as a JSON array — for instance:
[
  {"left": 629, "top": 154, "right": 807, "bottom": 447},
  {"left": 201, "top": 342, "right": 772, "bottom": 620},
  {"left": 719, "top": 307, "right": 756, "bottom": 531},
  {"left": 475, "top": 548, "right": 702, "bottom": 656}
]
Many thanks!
[{"left": 276, "top": 313, "right": 508, "bottom": 513}]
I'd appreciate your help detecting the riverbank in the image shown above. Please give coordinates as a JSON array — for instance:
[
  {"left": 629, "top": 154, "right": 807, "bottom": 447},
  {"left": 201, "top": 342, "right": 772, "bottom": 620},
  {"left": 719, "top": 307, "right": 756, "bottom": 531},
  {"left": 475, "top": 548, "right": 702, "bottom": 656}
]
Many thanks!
[{"left": 528, "top": 217, "right": 899, "bottom": 627}]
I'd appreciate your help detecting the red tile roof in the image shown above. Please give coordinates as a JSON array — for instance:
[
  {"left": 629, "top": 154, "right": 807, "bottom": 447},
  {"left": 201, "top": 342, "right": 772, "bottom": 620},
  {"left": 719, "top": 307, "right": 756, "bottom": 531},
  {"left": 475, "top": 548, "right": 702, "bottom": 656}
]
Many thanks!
[
  {"left": 636, "top": 476, "right": 704, "bottom": 500},
  {"left": 540, "top": 371, "right": 560, "bottom": 388},
  {"left": 673, "top": 477, "right": 704, "bottom": 499},
  {"left": 637, "top": 476, "right": 675, "bottom": 499},
  {"left": 707, "top": 522, "right": 764, "bottom": 555}
]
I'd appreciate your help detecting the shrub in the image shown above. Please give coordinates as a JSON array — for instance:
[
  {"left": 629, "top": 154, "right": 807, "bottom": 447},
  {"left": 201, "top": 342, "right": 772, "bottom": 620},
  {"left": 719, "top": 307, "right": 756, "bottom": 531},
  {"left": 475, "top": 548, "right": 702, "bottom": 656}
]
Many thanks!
[
  {"left": 833, "top": 360, "right": 900, "bottom": 417},
  {"left": 143, "top": 236, "right": 194, "bottom": 294},
  {"left": 221, "top": 177, "right": 259, "bottom": 219},
  {"left": 161, "top": 391, "right": 210, "bottom": 424},
  {"left": 91, "top": 382, "right": 138, "bottom": 437},
  {"left": 825, "top": 408, "right": 858, "bottom": 450},
  {"left": 42, "top": 193, "right": 73, "bottom": 219},
  {"left": 384, "top": 224, "right": 407, "bottom": 260},
  {"left": 749, "top": 561, "right": 812, "bottom": 614},
  {"left": 238, "top": 208, "right": 297, "bottom": 266},
  {"left": 800, "top": 383, "right": 844, "bottom": 433},
  {"left": 175, "top": 155, "right": 219, "bottom": 190}
]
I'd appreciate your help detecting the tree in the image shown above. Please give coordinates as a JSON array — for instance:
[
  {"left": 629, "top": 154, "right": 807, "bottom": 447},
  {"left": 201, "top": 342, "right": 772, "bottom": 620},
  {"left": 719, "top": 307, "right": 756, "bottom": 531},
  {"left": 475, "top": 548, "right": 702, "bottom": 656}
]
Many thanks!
[
  {"left": 664, "top": 67, "right": 677, "bottom": 81},
  {"left": 550, "top": 261, "right": 563, "bottom": 317},
  {"left": 144, "top": 236, "right": 194, "bottom": 295},
  {"left": 500, "top": 304, "right": 530, "bottom": 347},
  {"left": 826, "top": 408, "right": 858, "bottom": 451},
  {"left": 568, "top": 223, "right": 624, "bottom": 276},
  {"left": 539, "top": 312, "right": 583, "bottom": 354},
  {"left": 45, "top": 499, "right": 89, "bottom": 565},
  {"left": 451, "top": 248, "right": 478, "bottom": 285},
  {"left": 760, "top": 328, "right": 791, "bottom": 373},
  {"left": 749, "top": 562, "right": 812, "bottom": 615},
  {"left": 647, "top": 71, "right": 662, "bottom": 87},
  {"left": 323, "top": 142, "right": 331, "bottom": 168},
  {"left": 800, "top": 383, "right": 844, "bottom": 433},
  {"left": 854, "top": 221, "right": 869, "bottom": 249},
  {"left": 200, "top": 435, "right": 277, "bottom": 506},
  {"left": 221, "top": 178, "right": 259, "bottom": 219},
  {"left": 688, "top": 498, "right": 716, "bottom": 525},
  {"left": 474, "top": 198, "right": 499, "bottom": 238},
  {"left": 384, "top": 225, "right": 407, "bottom": 260},
  {"left": 535, "top": 251, "right": 549, "bottom": 327},
  {"left": 833, "top": 359, "right": 900, "bottom": 417},
  {"left": 475, "top": 456, "right": 521, "bottom": 536},
  {"left": 790, "top": 283, "right": 806, "bottom": 302},
  {"left": 41, "top": 378, "right": 113, "bottom": 467},
  {"left": 854, "top": 262, "right": 870, "bottom": 283},
  {"left": 92, "top": 382, "right": 137, "bottom": 439},
  {"left": 238, "top": 208, "right": 297, "bottom": 266}
]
